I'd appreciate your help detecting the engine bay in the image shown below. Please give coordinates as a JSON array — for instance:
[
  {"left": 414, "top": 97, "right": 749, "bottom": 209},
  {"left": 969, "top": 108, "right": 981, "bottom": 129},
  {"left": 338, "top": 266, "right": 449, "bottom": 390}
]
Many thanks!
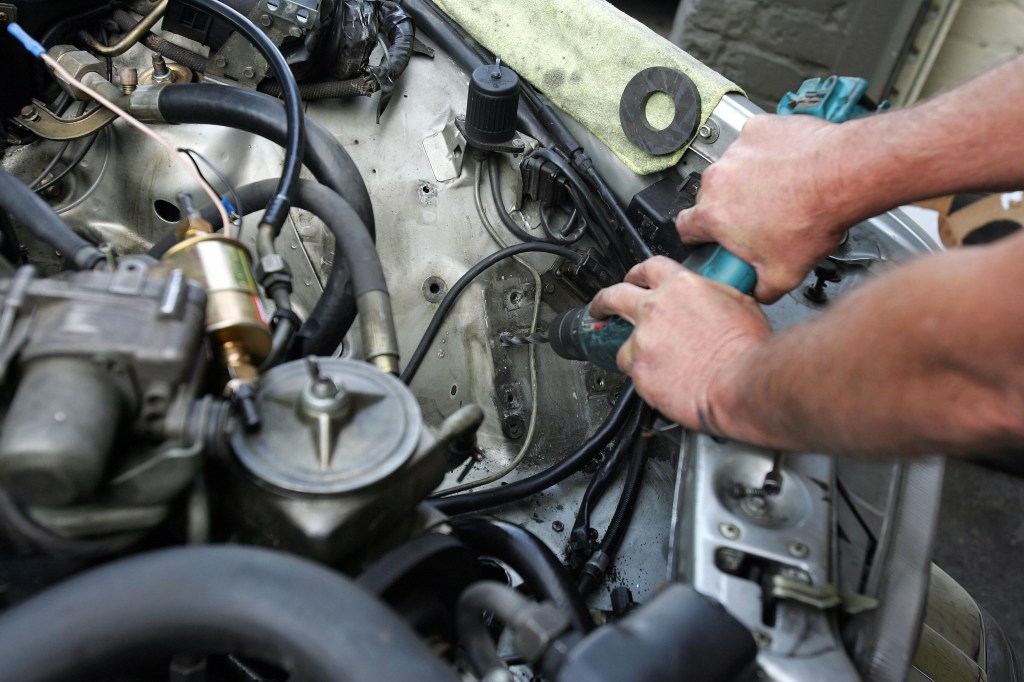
[{"left": 0, "top": 1, "right": 957, "bottom": 680}]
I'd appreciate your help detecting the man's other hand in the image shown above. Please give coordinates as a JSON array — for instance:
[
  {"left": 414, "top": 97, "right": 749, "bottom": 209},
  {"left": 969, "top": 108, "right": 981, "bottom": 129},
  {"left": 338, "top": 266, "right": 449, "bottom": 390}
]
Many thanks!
[{"left": 590, "top": 256, "right": 771, "bottom": 430}]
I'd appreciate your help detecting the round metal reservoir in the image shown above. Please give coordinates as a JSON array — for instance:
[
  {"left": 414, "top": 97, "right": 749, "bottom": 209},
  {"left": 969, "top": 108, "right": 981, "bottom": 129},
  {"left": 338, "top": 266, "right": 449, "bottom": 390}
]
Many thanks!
[
  {"left": 231, "top": 358, "right": 423, "bottom": 494},
  {"left": 163, "top": 235, "right": 271, "bottom": 361}
]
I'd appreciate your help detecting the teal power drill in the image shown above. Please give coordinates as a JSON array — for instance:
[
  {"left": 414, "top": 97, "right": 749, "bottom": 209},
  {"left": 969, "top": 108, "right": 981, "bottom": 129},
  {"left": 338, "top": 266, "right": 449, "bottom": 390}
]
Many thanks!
[
  {"left": 499, "top": 74, "right": 883, "bottom": 372},
  {"left": 500, "top": 245, "right": 757, "bottom": 373}
]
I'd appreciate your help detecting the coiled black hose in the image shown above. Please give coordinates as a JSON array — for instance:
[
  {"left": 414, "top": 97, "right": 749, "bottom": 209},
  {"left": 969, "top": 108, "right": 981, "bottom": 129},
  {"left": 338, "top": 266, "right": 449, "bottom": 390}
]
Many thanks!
[
  {"left": 173, "top": 0, "right": 304, "bottom": 235},
  {"left": 155, "top": 84, "right": 375, "bottom": 239},
  {"left": 432, "top": 385, "right": 638, "bottom": 515},
  {"left": 0, "top": 546, "right": 458, "bottom": 682},
  {"left": 188, "top": 179, "right": 382, "bottom": 357},
  {"left": 259, "top": 77, "right": 378, "bottom": 99},
  {"left": 448, "top": 516, "right": 595, "bottom": 633},
  {"left": 0, "top": 169, "right": 102, "bottom": 270}
]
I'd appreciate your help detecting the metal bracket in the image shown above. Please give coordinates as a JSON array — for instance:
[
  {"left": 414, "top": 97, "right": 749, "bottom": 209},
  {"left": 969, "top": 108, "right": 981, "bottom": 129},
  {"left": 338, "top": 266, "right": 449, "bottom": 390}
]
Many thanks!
[
  {"left": 258, "top": 0, "right": 319, "bottom": 33},
  {"left": 13, "top": 99, "right": 118, "bottom": 140},
  {"left": 421, "top": 118, "right": 468, "bottom": 183},
  {"left": 771, "top": 573, "right": 879, "bottom": 614},
  {"left": 0, "top": 4, "right": 16, "bottom": 25}
]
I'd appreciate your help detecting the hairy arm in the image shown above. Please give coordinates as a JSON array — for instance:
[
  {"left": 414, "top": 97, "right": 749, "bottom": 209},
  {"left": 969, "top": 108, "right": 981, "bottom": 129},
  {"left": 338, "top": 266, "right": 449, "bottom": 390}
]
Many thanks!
[
  {"left": 677, "top": 55, "right": 1024, "bottom": 302},
  {"left": 586, "top": 56, "right": 1024, "bottom": 457},
  {"left": 592, "top": 237, "right": 1024, "bottom": 457}
]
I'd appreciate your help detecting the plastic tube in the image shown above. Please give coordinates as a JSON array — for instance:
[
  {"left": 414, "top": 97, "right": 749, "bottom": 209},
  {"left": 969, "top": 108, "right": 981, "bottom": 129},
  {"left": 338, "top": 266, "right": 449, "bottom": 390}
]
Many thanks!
[{"left": 0, "top": 169, "right": 102, "bottom": 270}]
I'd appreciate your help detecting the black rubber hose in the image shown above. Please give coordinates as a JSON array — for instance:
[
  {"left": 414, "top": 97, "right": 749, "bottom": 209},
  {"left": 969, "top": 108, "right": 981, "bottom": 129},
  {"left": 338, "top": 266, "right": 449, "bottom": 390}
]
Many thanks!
[
  {"left": 191, "top": 179, "right": 383, "bottom": 356},
  {"left": 487, "top": 154, "right": 545, "bottom": 243},
  {"left": 156, "top": 84, "right": 375, "bottom": 238},
  {"left": 601, "top": 421, "right": 651, "bottom": 557},
  {"left": 432, "top": 385, "right": 638, "bottom": 515},
  {"left": 0, "top": 546, "right": 458, "bottom": 682},
  {"left": 449, "top": 516, "right": 595, "bottom": 634},
  {"left": 399, "top": 0, "right": 554, "bottom": 148},
  {"left": 112, "top": 9, "right": 209, "bottom": 73},
  {"left": 569, "top": 408, "right": 642, "bottom": 560},
  {"left": 457, "top": 581, "right": 531, "bottom": 678},
  {"left": 0, "top": 169, "right": 102, "bottom": 270},
  {"left": 577, "top": 410, "right": 652, "bottom": 597},
  {"left": 375, "top": 1, "right": 415, "bottom": 81},
  {"left": 400, "top": 242, "right": 581, "bottom": 384},
  {"left": 0, "top": 489, "right": 143, "bottom": 559},
  {"left": 175, "top": 0, "right": 304, "bottom": 233}
]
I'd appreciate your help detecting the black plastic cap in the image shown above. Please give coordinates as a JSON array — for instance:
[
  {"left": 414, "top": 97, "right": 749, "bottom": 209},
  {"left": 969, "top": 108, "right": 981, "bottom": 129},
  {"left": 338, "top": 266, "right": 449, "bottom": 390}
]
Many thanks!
[{"left": 465, "top": 62, "right": 520, "bottom": 145}]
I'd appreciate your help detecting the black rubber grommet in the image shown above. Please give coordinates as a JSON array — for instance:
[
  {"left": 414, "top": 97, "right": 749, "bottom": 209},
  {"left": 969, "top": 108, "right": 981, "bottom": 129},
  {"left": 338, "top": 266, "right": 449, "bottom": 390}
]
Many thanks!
[{"left": 619, "top": 66, "right": 702, "bottom": 155}]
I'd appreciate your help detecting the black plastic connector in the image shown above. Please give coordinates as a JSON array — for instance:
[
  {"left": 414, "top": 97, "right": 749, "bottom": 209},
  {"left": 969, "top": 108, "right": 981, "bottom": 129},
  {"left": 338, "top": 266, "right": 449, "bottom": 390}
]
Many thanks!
[
  {"left": 521, "top": 155, "right": 570, "bottom": 207},
  {"left": 626, "top": 172, "right": 701, "bottom": 261}
]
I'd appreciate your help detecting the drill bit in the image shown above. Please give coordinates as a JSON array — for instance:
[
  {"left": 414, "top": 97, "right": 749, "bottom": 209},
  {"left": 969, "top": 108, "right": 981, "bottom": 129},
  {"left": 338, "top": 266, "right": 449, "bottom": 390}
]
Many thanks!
[{"left": 499, "top": 331, "right": 549, "bottom": 347}]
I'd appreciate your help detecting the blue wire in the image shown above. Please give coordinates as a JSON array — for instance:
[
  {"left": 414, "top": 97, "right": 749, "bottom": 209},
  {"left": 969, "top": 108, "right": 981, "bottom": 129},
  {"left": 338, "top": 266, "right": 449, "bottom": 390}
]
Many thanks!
[{"left": 7, "top": 23, "right": 46, "bottom": 59}]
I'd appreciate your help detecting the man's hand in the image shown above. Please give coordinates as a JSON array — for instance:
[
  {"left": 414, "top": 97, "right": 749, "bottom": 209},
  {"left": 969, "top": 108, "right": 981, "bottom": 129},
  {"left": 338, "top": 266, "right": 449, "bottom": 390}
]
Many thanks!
[
  {"left": 589, "top": 256, "right": 771, "bottom": 431},
  {"left": 677, "top": 115, "right": 856, "bottom": 303}
]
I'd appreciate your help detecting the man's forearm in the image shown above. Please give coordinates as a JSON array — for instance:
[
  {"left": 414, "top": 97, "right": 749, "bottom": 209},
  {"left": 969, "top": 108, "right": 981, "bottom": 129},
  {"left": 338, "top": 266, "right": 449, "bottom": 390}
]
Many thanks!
[
  {"left": 830, "top": 56, "right": 1024, "bottom": 225},
  {"left": 712, "top": 233, "right": 1024, "bottom": 456}
]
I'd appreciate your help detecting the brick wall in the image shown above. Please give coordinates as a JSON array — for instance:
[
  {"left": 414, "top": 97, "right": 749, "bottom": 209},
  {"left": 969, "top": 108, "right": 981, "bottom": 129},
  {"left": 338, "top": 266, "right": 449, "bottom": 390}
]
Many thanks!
[{"left": 670, "top": 0, "right": 924, "bottom": 110}]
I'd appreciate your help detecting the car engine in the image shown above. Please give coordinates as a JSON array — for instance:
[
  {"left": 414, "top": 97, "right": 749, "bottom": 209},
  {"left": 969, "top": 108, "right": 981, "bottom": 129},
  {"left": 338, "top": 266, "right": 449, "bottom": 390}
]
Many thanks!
[{"left": 0, "top": 1, "right": 1003, "bottom": 680}]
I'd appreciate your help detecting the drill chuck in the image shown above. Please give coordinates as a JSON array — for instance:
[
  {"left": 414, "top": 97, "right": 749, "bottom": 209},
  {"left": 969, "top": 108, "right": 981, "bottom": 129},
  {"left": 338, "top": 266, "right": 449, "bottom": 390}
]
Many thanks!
[{"left": 548, "top": 307, "right": 634, "bottom": 372}]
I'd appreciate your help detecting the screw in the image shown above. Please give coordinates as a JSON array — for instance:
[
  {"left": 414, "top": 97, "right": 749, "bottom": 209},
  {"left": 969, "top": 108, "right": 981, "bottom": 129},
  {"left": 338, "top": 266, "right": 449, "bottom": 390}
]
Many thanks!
[
  {"left": 259, "top": 13, "right": 272, "bottom": 26},
  {"left": 544, "top": 283, "right": 555, "bottom": 294},
  {"left": 787, "top": 541, "right": 810, "bottom": 559},
  {"left": 697, "top": 120, "right": 720, "bottom": 143},
  {"left": 243, "top": 66, "right": 256, "bottom": 79},
  {"left": 719, "top": 522, "right": 741, "bottom": 540},
  {"left": 288, "top": 26, "right": 302, "bottom": 38},
  {"left": 152, "top": 54, "right": 170, "bottom": 77},
  {"left": 213, "top": 56, "right": 228, "bottom": 69},
  {"left": 512, "top": 138, "right": 523, "bottom": 147},
  {"left": 552, "top": 520, "right": 564, "bottom": 532},
  {"left": 502, "top": 414, "right": 526, "bottom": 440},
  {"left": 19, "top": 106, "right": 39, "bottom": 122}
]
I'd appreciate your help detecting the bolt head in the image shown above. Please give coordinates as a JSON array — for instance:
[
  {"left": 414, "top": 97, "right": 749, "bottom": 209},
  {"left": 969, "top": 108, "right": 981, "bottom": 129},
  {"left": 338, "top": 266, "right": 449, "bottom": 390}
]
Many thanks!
[
  {"left": 260, "top": 13, "right": 273, "bottom": 26},
  {"left": 719, "top": 522, "right": 741, "bottom": 540},
  {"left": 19, "top": 106, "right": 37, "bottom": 120},
  {"left": 243, "top": 66, "right": 256, "bottom": 79},
  {"left": 787, "top": 541, "right": 810, "bottom": 558},
  {"left": 213, "top": 56, "right": 228, "bottom": 68}
]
